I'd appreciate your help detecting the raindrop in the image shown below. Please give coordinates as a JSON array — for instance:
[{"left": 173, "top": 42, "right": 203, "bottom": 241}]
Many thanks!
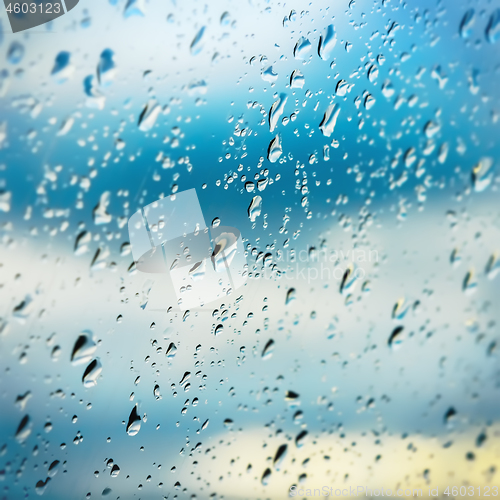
[
  {"left": 154, "top": 384, "right": 162, "bottom": 400},
  {"left": 7, "top": 42, "right": 24, "bottom": 64},
  {"left": 295, "top": 430, "right": 308, "bottom": 447},
  {"left": 364, "top": 94, "right": 376, "bottom": 110},
  {"left": 285, "top": 288, "right": 296, "bottom": 305},
  {"left": 392, "top": 298, "right": 410, "bottom": 321},
  {"left": 261, "top": 467, "right": 272, "bottom": 485},
  {"left": 97, "top": 49, "right": 116, "bottom": 87},
  {"left": 82, "top": 359, "right": 102, "bottom": 388},
  {"left": 290, "top": 70, "right": 305, "bottom": 89},
  {"left": 486, "top": 9, "right": 500, "bottom": 43},
  {"left": 35, "top": 478, "right": 51, "bottom": 495},
  {"left": 48, "top": 460, "right": 60, "bottom": 478},
  {"left": 261, "top": 65, "right": 278, "bottom": 83},
  {"left": 126, "top": 404, "right": 141, "bottom": 436},
  {"left": 93, "top": 191, "right": 112, "bottom": 225},
  {"left": 319, "top": 103, "right": 340, "bottom": 137},
  {"left": 248, "top": 196, "right": 262, "bottom": 222},
  {"left": 71, "top": 333, "right": 97, "bottom": 366},
  {"left": 269, "top": 94, "right": 287, "bottom": 133},
  {"left": 367, "top": 64, "right": 379, "bottom": 83},
  {"left": 166, "top": 342, "right": 177, "bottom": 358},
  {"left": 485, "top": 253, "right": 500, "bottom": 280},
  {"left": 267, "top": 134, "right": 282, "bottom": 163},
  {"left": 471, "top": 157, "right": 494, "bottom": 192},
  {"left": 340, "top": 264, "right": 357, "bottom": 295},
  {"left": 335, "top": 79, "right": 349, "bottom": 96},
  {"left": 190, "top": 26, "right": 206, "bottom": 55},
  {"left": 444, "top": 407, "right": 457, "bottom": 424},
  {"left": 459, "top": 9, "right": 475, "bottom": 39},
  {"left": 388, "top": 326, "right": 404, "bottom": 350},
  {"left": 293, "top": 37, "right": 312, "bottom": 60},
  {"left": 261, "top": 339, "right": 275, "bottom": 360},
  {"left": 124, "top": 0, "right": 145, "bottom": 17},
  {"left": 15, "top": 415, "right": 31, "bottom": 443},
  {"left": 463, "top": 270, "right": 478, "bottom": 295},
  {"left": 318, "top": 24, "right": 337, "bottom": 61},
  {"left": 273, "top": 444, "right": 287, "bottom": 470},
  {"left": 138, "top": 100, "right": 161, "bottom": 132},
  {"left": 51, "top": 52, "right": 74, "bottom": 83}
]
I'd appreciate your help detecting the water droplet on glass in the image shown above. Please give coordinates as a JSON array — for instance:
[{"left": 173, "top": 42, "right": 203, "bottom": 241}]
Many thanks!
[
  {"left": 248, "top": 196, "right": 262, "bottom": 222},
  {"left": 269, "top": 94, "right": 287, "bottom": 133},
  {"left": 126, "top": 404, "right": 141, "bottom": 436},
  {"left": 71, "top": 333, "right": 97, "bottom": 366},
  {"left": 97, "top": 49, "right": 116, "bottom": 87},
  {"left": 138, "top": 100, "right": 161, "bottom": 132},
  {"left": 261, "top": 467, "right": 272, "bottom": 485},
  {"left": 124, "top": 0, "right": 145, "bottom": 17},
  {"left": 7, "top": 42, "right": 24, "bottom": 64},
  {"left": 318, "top": 24, "right": 337, "bottom": 61},
  {"left": 290, "top": 69, "right": 305, "bottom": 89},
  {"left": 267, "top": 134, "right": 282, "bottom": 163},
  {"left": 471, "top": 157, "right": 494, "bottom": 192},
  {"left": 261, "top": 65, "right": 278, "bottom": 83},
  {"left": 319, "top": 103, "right": 340, "bottom": 137},
  {"left": 286, "top": 288, "right": 296, "bottom": 305},
  {"left": 463, "top": 269, "right": 478, "bottom": 295},
  {"left": 486, "top": 9, "right": 500, "bottom": 43},
  {"left": 261, "top": 339, "right": 275, "bottom": 360},
  {"left": 388, "top": 326, "right": 404, "bottom": 350},
  {"left": 82, "top": 358, "right": 102, "bottom": 388},
  {"left": 51, "top": 52, "right": 74, "bottom": 83},
  {"left": 293, "top": 37, "right": 312, "bottom": 60},
  {"left": 15, "top": 415, "right": 31, "bottom": 443},
  {"left": 459, "top": 9, "right": 475, "bottom": 39},
  {"left": 190, "top": 26, "right": 206, "bottom": 55},
  {"left": 273, "top": 444, "right": 287, "bottom": 470}
]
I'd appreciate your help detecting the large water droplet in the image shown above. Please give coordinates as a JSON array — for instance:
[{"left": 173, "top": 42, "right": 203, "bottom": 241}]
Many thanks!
[
  {"left": 7, "top": 42, "right": 24, "bottom": 64},
  {"left": 459, "top": 9, "right": 475, "bottom": 39},
  {"left": 471, "top": 157, "right": 494, "bottom": 192},
  {"left": 273, "top": 444, "right": 287, "bottom": 470},
  {"left": 290, "top": 70, "right": 305, "bottom": 89},
  {"left": 267, "top": 134, "right": 282, "bottom": 163},
  {"left": 97, "top": 49, "right": 116, "bottom": 87},
  {"left": 486, "top": 9, "right": 500, "bottom": 43},
  {"left": 318, "top": 24, "right": 337, "bottom": 60},
  {"left": 82, "top": 358, "right": 102, "bottom": 388},
  {"left": 51, "top": 52, "right": 74, "bottom": 83},
  {"left": 388, "top": 326, "right": 404, "bottom": 350},
  {"left": 261, "top": 339, "right": 275, "bottom": 360},
  {"left": 248, "top": 196, "right": 262, "bottom": 222},
  {"left": 15, "top": 415, "right": 31, "bottom": 443},
  {"left": 486, "top": 253, "right": 500, "bottom": 280},
  {"left": 126, "top": 404, "right": 141, "bottom": 436},
  {"left": 319, "top": 103, "right": 340, "bottom": 137},
  {"left": 190, "top": 26, "right": 206, "bottom": 55},
  {"left": 293, "top": 37, "right": 312, "bottom": 60},
  {"left": 261, "top": 65, "right": 278, "bottom": 83},
  {"left": 138, "top": 100, "right": 161, "bottom": 132},
  {"left": 124, "top": 0, "right": 145, "bottom": 17},
  {"left": 269, "top": 94, "right": 287, "bottom": 133}
]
